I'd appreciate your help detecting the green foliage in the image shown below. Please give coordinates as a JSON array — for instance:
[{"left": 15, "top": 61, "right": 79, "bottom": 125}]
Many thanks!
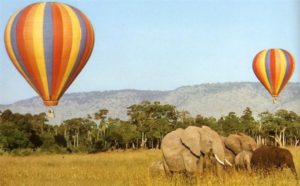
[
  {"left": 0, "top": 122, "right": 30, "bottom": 150},
  {"left": 40, "top": 133, "right": 56, "bottom": 150},
  {"left": 11, "top": 148, "right": 33, "bottom": 156},
  {"left": 54, "top": 134, "right": 67, "bottom": 147},
  {"left": 1, "top": 102, "right": 300, "bottom": 153},
  {"left": 219, "top": 112, "right": 244, "bottom": 135}
]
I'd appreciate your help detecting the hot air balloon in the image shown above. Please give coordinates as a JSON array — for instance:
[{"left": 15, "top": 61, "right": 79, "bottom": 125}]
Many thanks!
[
  {"left": 253, "top": 49, "right": 295, "bottom": 103},
  {"left": 4, "top": 2, "right": 94, "bottom": 112}
]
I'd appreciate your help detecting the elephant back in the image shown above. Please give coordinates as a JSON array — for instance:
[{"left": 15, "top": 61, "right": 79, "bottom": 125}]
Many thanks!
[
  {"left": 224, "top": 133, "right": 257, "bottom": 155},
  {"left": 161, "top": 128, "right": 184, "bottom": 151},
  {"left": 224, "top": 134, "right": 243, "bottom": 155},
  {"left": 237, "top": 133, "right": 257, "bottom": 151}
]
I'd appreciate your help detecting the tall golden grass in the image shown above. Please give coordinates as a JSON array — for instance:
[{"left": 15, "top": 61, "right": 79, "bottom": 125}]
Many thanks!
[{"left": 0, "top": 148, "right": 299, "bottom": 186}]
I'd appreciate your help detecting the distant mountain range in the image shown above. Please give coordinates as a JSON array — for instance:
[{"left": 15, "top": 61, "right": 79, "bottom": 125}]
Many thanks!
[{"left": 1, "top": 82, "right": 300, "bottom": 124}]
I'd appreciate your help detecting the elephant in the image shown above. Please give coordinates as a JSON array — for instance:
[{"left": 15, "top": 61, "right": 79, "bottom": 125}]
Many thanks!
[
  {"left": 224, "top": 133, "right": 257, "bottom": 155},
  {"left": 223, "top": 133, "right": 257, "bottom": 172},
  {"left": 234, "top": 150, "right": 252, "bottom": 172},
  {"left": 161, "top": 126, "right": 231, "bottom": 177},
  {"left": 149, "top": 160, "right": 165, "bottom": 177},
  {"left": 251, "top": 146, "right": 298, "bottom": 179}
]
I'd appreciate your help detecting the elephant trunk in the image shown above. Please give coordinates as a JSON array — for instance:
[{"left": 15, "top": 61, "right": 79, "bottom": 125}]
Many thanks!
[{"left": 216, "top": 159, "right": 224, "bottom": 178}]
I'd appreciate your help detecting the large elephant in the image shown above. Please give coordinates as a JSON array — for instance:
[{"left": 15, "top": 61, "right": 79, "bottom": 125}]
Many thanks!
[
  {"left": 161, "top": 126, "right": 229, "bottom": 177},
  {"left": 224, "top": 133, "right": 257, "bottom": 155}
]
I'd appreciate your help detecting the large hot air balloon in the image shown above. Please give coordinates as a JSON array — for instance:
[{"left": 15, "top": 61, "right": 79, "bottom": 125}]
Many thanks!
[
  {"left": 4, "top": 2, "right": 94, "bottom": 107},
  {"left": 253, "top": 49, "right": 295, "bottom": 102}
]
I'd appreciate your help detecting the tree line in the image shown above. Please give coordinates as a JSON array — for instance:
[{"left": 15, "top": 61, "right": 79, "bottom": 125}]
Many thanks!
[{"left": 0, "top": 101, "right": 300, "bottom": 155}]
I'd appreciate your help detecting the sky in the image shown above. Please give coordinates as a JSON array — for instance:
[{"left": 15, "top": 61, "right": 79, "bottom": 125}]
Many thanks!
[{"left": 0, "top": 0, "right": 299, "bottom": 104}]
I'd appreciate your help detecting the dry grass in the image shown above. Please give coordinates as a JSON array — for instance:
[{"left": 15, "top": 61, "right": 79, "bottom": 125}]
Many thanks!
[{"left": 0, "top": 148, "right": 299, "bottom": 186}]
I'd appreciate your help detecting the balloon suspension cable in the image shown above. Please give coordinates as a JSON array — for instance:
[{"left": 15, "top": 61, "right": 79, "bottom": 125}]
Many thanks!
[{"left": 47, "top": 107, "right": 56, "bottom": 118}]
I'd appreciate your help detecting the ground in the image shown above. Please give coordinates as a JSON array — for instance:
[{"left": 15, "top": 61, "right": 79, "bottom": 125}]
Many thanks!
[{"left": 0, "top": 148, "right": 299, "bottom": 186}]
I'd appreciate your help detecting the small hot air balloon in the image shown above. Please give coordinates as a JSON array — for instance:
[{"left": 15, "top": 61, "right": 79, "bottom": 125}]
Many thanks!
[
  {"left": 4, "top": 2, "right": 94, "bottom": 111},
  {"left": 253, "top": 49, "right": 295, "bottom": 103}
]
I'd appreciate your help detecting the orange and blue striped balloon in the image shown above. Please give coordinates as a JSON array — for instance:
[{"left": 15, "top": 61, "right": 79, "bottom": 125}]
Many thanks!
[
  {"left": 253, "top": 49, "right": 295, "bottom": 99},
  {"left": 4, "top": 2, "right": 94, "bottom": 106}
]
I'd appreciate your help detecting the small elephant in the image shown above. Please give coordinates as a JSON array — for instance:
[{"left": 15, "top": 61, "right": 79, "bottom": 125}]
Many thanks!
[
  {"left": 234, "top": 150, "right": 252, "bottom": 172},
  {"left": 149, "top": 160, "right": 165, "bottom": 177},
  {"left": 161, "top": 126, "right": 231, "bottom": 178},
  {"left": 251, "top": 146, "right": 298, "bottom": 179}
]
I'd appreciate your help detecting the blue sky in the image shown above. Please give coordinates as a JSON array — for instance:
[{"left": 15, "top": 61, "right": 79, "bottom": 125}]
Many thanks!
[{"left": 0, "top": 0, "right": 299, "bottom": 104}]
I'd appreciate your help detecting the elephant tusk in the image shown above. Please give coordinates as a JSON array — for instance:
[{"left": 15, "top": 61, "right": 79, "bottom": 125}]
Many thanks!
[
  {"left": 214, "top": 154, "right": 225, "bottom": 165},
  {"left": 225, "top": 159, "right": 233, "bottom": 167}
]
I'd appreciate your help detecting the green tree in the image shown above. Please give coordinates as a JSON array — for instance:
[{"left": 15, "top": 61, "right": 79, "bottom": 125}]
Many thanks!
[
  {"left": 219, "top": 112, "right": 243, "bottom": 135},
  {"left": 0, "top": 122, "right": 30, "bottom": 150}
]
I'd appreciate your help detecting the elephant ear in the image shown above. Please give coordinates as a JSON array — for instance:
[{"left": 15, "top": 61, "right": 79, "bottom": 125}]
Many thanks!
[
  {"left": 180, "top": 126, "right": 201, "bottom": 157},
  {"left": 224, "top": 134, "right": 243, "bottom": 155}
]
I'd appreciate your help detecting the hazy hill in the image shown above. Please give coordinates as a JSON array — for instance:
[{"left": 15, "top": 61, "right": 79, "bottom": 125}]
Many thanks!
[{"left": 1, "top": 82, "right": 300, "bottom": 123}]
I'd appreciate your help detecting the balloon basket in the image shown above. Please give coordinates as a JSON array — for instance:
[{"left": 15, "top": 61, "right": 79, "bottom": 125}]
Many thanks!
[
  {"left": 272, "top": 97, "right": 277, "bottom": 104},
  {"left": 47, "top": 108, "right": 55, "bottom": 118}
]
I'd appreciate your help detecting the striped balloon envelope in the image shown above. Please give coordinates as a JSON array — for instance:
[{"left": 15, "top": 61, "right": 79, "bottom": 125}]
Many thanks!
[
  {"left": 253, "top": 49, "right": 295, "bottom": 101},
  {"left": 4, "top": 2, "right": 94, "bottom": 106}
]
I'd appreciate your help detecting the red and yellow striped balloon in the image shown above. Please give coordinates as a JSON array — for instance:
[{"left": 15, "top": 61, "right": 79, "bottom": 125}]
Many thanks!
[
  {"left": 4, "top": 2, "right": 94, "bottom": 106},
  {"left": 253, "top": 49, "right": 295, "bottom": 100}
]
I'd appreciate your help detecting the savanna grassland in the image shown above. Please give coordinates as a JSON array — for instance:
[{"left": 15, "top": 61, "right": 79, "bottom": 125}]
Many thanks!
[{"left": 0, "top": 148, "right": 300, "bottom": 186}]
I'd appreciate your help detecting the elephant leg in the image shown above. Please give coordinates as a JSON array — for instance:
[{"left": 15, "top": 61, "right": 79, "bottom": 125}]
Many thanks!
[
  {"left": 162, "top": 158, "right": 172, "bottom": 177},
  {"left": 246, "top": 160, "right": 251, "bottom": 173},
  {"left": 182, "top": 149, "right": 198, "bottom": 177}
]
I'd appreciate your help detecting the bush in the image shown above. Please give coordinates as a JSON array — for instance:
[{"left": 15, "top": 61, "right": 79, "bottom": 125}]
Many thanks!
[
  {"left": 54, "top": 134, "right": 67, "bottom": 147},
  {"left": 0, "top": 122, "right": 30, "bottom": 150},
  {"left": 88, "top": 139, "right": 106, "bottom": 153},
  {"left": 39, "top": 144, "right": 68, "bottom": 154},
  {"left": 29, "top": 131, "right": 43, "bottom": 148},
  {"left": 11, "top": 148, "right": 33, "bottom": 156},
  {"left": 40, "top": 133, "right": 56, "bottom": 150},
  {"left": 0, "top": 148, "right": 5, "bottom": 155}
]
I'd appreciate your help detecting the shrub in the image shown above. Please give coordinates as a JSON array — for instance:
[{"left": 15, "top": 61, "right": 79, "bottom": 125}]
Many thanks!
[
  {"left": 11, "top": 148, "right": 33, "bottom": 156},
  {"left": 54, "top": 134, "right": 67, "bottom": 147}
]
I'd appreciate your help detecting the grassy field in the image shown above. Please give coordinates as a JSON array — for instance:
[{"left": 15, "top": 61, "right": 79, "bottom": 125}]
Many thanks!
[{"left": 0, "top": 148, "right": 299, "bottom": 186}]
